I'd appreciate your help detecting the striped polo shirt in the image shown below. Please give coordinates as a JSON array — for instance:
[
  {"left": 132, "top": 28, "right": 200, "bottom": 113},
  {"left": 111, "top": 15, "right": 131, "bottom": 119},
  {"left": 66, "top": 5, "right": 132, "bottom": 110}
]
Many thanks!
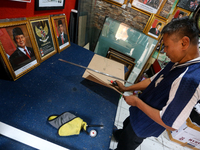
[{"left": 130, "top": 57, "right": 200, "bottom": 138}]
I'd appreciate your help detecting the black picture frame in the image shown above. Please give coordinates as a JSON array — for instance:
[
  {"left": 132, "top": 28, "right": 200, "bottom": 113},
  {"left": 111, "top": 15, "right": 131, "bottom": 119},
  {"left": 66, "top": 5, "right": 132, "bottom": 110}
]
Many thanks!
[{"left": 35, "top": 0, "right": 65, "bottom": 11}]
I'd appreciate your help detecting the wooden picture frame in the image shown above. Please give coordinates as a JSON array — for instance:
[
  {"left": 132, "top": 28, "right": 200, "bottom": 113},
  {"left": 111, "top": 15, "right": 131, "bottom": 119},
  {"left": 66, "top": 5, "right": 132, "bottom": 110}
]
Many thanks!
[
  {"left": 106, "top": 47, "right": 135, "bottom": 80},
  {"left": 130, "top": 0, "right": 165, "bottom": 14},
  {"left": 51, "top": 15, "right": 70, "bottom": 52},
  {"left": 35, "top": 0, "right": 65, "bottom": 11},
  {"left": 172, "top": 7, "right": 191, "bottom": 19},
  {"left": 27, "top": 15, "right": 57, "bottom": 62},
  {"left": 0, "top": 20, "right": 40, "bottom": 81},
  {"left": 103, "top": 0, "right": 128, "bottom": 7},
  {"left": 144, "top": 14, "right": 166, "bottom": 40}
]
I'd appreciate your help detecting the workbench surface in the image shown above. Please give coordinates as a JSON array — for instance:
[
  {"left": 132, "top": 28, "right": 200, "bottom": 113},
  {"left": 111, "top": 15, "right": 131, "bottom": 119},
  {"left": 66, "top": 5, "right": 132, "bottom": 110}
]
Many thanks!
[{"left": 0, "top": 43, "right": 120, "bottom": 150}]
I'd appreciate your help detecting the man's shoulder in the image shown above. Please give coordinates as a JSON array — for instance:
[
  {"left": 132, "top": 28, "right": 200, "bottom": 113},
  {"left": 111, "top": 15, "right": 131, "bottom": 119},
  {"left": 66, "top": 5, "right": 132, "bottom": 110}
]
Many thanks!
[
  {"left": 9, "top": 49, "right": 21, "bottom": 58},
  {"left": 188, "top": 62, "right": 200, "bottom": 72}
]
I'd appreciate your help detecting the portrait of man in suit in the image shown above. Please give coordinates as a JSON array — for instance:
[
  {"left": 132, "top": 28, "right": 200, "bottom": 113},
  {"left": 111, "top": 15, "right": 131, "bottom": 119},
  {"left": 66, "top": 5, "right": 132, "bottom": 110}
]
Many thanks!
[
  {"left": 57, "top": 19, "right": 68, "bottom": 46},
  {"left": 9, "top": 27, "right": 36, "bottom": 71},
  {"left": 149, "top": 22, "right": 162, "bottom": 37}
]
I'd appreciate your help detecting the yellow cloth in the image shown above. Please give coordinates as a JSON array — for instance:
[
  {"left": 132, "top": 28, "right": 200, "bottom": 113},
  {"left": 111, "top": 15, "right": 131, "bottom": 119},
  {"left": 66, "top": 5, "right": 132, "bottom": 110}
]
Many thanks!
[{"left": 58, "top": 117, "right": 87, "bottom": 136}]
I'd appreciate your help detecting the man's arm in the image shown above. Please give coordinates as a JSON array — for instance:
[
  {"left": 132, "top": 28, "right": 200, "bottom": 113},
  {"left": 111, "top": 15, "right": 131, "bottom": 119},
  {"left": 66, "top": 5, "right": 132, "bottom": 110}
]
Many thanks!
[
  {"left": 115, "top": 78, "right": 151, "bottom": 92},
  {"left": 123, "top": 95, "right": 176, "bottom": 131}
]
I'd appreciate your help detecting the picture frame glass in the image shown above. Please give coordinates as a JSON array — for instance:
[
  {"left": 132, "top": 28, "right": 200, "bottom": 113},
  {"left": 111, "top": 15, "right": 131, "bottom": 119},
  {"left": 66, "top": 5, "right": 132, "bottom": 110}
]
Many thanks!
[
  {"left": 94, "top": 17, "right": 158, "bottom": 83},
  {"left": 0, "top": 22, "right": 39, "bottom": 79},
  {"left": 30, "top": 18, "right": 56, "bottom": 59}
]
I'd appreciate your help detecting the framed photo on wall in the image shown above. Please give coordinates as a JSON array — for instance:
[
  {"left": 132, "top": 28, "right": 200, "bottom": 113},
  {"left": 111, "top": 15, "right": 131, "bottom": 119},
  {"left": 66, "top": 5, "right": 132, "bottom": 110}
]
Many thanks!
[
  {"left": 177, "top": 0, "right": 200, "bottom": 12},
  {"left": 0, "top": 20, "right": 39, "bottom": 80},
  {"left": 51, "top": 15, "right": 70, "bottom": 52},
  {"left": 144, "top": 15, "right": 166, "bottom": 40},
  {"left": 130, "top": 0, "right": 165, "bottom": 14},
  {"left": 27, "top": 16, "right": 57, "bottom": 62},
  {"left": 159, "top": 0, "right": 179, "bottom": 19},
  {"left": 35, "top": 0, "right": 65, "bottom": 11},
  {"left": 172, "top": 7, "right": 191, "bottom": 19}
]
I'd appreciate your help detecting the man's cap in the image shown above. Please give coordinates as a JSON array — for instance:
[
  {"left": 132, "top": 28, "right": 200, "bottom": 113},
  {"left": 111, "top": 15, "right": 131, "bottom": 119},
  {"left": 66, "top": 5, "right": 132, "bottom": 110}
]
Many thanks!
[
  {"left": 13, "top": 27, "right": 24, "bottom": 37},
  {"left": 58, "top": 20, "right": 63, "bottom": 26},
  {"left": 157, "top": 22, "right": 162, "bottom": 26},
  {"left": 179, "top": 11, "right": 184, "bottom": 15}
]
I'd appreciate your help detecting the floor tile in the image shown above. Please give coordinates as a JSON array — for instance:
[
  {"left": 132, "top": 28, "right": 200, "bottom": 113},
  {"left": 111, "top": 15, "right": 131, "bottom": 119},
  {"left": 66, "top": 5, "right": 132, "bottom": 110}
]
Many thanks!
[{"left": 140, "top": 138, "right": 164, "bottom": 150}]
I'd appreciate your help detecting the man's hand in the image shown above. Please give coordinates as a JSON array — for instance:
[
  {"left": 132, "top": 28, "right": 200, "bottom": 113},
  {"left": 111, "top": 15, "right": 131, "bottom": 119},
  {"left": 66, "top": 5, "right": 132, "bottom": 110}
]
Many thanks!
[
  {"left": 114, "top": 80, "right": 126, "bottom": 92},
  {"left": 123, "top": 95, "right": 140, "bottom": 106},
  {"left": 113, "top": 78, "right": 151, "bottom": 92}
]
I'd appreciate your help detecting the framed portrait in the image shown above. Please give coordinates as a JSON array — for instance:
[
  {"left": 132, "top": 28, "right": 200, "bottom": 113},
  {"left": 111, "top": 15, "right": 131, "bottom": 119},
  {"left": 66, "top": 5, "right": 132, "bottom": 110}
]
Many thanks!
[
  {"left": 27, "top": 16, "right": 57, "bottom": 62},
  {"left": 177, "top": 0, "right": 200, "bottom": 12},
  {"left": 51, "top": 15, "right": 70, "bottom": 52},
  {"left": 130, "top": 0, "right": 165, "bottom": 14},
  {"left": 159, "top": 0, "right": 179, "bottom": 19},
  {"left": 172, "top": 7, "right": 191, "bottom": 19},
  {"left": 35, "top": 0, "right": 65, "bottom": 11},
  {"left": 0, "top": 20, "right": 40, "bottom": 81},
  {"left": 103, "top": 0, "right": 128, "bottom": 7},
  {"left": 144, "top": 14, "right": 166, "bottom": 40}
]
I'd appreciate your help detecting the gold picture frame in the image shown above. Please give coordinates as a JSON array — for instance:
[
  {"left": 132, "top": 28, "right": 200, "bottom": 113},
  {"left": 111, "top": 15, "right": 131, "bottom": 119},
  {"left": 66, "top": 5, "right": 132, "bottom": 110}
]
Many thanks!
[
  {"left": 103, "top": 0, "right": 128, "bottom": 7},
  {"left": 172, "top": 7, "right": 191, "bottom": 19},
  {"left": 51, "top": 15, "right": 70, "bottom": 53},
  {"left": 27, "top": 15, "right": 57, "bottom": 62},
  {"left": 0, "top": 20, "right": 40, "bottom": 81},
  {"left": 144, "top": 14, "right": 166, "bottom": 40}
]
